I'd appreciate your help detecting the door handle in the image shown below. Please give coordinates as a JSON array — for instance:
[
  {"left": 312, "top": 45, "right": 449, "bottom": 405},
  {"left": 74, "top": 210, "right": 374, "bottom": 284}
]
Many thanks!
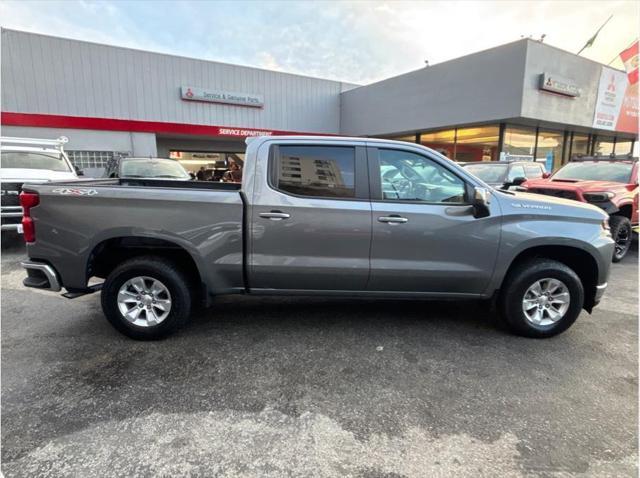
[
  {"left": 378, "top": 215, "right": 408, "bottom": 224},
  {"left": 259, "top": 211, "right": 290, "bottom": 220}
]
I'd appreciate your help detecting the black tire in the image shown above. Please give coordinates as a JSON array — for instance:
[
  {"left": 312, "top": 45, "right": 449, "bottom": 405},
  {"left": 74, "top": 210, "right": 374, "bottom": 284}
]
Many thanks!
[
  {"left": 500, "top": 259, "right": 584, "bottom": 338},
  {"left": 101, "top": 256, "right": 192, "bottom": 340},
  {"left": 609, "top": 215, "right": 632, "bottom": 263}
]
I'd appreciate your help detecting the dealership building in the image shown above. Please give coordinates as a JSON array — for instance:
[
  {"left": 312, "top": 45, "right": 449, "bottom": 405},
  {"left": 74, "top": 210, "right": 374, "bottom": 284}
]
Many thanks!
[{"left": 1, "top": 28, "right": 637, "bottom": 175}]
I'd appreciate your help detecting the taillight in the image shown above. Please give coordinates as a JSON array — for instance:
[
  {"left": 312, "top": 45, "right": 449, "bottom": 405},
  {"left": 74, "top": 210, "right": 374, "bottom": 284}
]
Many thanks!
[{"left": 19, "top": 192, "right": 39, "bottom": 243}]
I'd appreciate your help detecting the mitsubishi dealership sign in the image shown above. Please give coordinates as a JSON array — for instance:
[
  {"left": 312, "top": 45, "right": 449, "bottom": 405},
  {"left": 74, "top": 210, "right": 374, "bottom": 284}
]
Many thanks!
[{"left": 181, "top": 86, "right": 264, "bottom": 108}]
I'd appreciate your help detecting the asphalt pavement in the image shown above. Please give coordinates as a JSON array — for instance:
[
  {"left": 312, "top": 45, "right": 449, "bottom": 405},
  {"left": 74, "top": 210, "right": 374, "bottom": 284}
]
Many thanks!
[{"left": 1, "top": 233, "right": 638, "bottom": 477}]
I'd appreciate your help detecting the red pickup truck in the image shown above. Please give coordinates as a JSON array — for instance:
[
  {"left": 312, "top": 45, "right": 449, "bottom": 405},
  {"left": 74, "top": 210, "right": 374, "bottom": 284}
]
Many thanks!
[{"left": 523, "top": 156, "right": 638, "bottom": 262}]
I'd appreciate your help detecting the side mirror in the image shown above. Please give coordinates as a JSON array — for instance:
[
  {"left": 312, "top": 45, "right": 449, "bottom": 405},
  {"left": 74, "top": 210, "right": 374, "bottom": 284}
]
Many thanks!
[
  {"left": 510, "top": 176, "right": 526, "bottom": 186},
  {"left": 74, "top": 165, "right": 84, "bottom": 176},
  {"left": 542, "top": 172, "right": 551, "bottom": 179},
  {"left": 472, "top": 187, "right": 491, "bottom": 218}
]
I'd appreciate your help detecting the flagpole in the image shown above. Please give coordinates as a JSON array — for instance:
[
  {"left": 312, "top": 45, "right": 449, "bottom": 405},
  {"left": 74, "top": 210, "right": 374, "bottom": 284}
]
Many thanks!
[{"left": 577, "top": 14, "right": 613, "bottom": 55}]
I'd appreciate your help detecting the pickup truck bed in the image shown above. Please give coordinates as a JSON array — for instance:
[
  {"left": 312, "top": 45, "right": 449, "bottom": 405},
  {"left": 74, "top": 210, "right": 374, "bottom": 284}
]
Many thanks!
[{"left": 24, "top": 178, "right": 246, "bottom": 296}]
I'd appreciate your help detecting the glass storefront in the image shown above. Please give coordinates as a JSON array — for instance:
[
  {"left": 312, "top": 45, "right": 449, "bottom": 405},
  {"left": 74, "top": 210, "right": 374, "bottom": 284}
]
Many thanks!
[
  {"left": 418, "top": 125, "right": 499, "bottom": 162},
  {"left": 383, "top": 125, "right": 636, "bottom": 168},
  {"left": 615, "top": 139, "right": 634, "bottom": 155},
  {"left": 536, "top": 130, "right": 564, "bottom": 171},
  {"left": 594, "top": 136, "right": 615, "bottom": 156},
  {"left": 454, "top": 126, "right": 500, "bottom": 162},
  {"left": 419, "top": 129, "right": 456, "bottom": 159},
  {"left": 387, "top": 134, "right": 417, "bottom": 143},
  {"left": 570, "top": 133, "right": 590, "bottom": 158},
  {"left": 502, "top": 126, "right": 536, "bottom": 161}
]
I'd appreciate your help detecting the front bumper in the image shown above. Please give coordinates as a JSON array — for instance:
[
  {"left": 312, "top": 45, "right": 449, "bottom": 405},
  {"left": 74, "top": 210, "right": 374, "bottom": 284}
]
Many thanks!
[
  {"left": 594, "top": 282, "right": 608, "bottom": 305},
  {"left": 21, "top": 260, "right": 61, "bottom": 292}
]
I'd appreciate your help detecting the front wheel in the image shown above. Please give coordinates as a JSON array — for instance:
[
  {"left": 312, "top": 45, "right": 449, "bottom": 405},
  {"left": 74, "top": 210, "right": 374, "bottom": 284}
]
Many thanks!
[
  {"left": 500, "top": 259, "right": 584, "bottom": 338},
  {"left": 101, "top": 256, "right": 192, "bottom": 340},
  {"left": 609, "top": 215, "right": 632, "bottom": 262}
]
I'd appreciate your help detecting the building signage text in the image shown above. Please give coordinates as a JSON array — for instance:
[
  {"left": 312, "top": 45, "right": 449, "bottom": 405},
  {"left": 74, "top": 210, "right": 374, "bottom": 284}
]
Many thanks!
[
  {"left": 592, "top": 66, "right": 638, "bottom": 134},
  {"left": 181, "top": 86, "right": 264, "bottom": 108},
  {"left": 539, "top": 73, "right": 581, "bottom": 97}
]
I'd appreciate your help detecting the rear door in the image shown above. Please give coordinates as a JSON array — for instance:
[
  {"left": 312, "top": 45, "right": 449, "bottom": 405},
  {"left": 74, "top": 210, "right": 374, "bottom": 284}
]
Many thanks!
[
  {"left": 249, "top": 141, "right": 372, "bottom": 291},
  {"left": 367, "top": 145, "right": 501, "bottom": 295}
]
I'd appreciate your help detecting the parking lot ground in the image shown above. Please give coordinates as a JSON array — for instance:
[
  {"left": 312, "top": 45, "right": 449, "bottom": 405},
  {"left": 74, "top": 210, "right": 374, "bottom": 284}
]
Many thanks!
[{"left": 1, "top": 234, "right": 638, "bottom": 477}]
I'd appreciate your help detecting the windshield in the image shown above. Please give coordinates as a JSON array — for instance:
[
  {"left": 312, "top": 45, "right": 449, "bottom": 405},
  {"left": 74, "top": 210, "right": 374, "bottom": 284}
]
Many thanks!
[
  {"left": 120, "top": 159, "right": 190, "bottom": 179},
  {"left": 464, "top": 163, "right": 508, "bottom": 183},
  {"left": 0, "top": 151, "right": 71, "bottom": 172},
  {"left": 552, "top": 162, "right": 633, "bottom": 183}
]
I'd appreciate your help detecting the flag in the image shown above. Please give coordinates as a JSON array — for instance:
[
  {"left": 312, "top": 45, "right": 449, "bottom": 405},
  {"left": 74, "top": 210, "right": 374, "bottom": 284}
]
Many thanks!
[{"left": 620, "top": 40, "right": 639, "bottom": 85}]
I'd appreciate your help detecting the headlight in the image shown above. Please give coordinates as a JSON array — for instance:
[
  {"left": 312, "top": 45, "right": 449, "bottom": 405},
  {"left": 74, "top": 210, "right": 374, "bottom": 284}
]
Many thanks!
[{"left": 584, "top": 191, "right": 615, "bottom": 202}]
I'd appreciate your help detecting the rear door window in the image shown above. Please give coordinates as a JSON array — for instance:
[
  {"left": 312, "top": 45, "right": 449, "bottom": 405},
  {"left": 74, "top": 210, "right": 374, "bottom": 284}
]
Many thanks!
[{"left": 275, "top": 146, "right": 356, "bottom": 198}]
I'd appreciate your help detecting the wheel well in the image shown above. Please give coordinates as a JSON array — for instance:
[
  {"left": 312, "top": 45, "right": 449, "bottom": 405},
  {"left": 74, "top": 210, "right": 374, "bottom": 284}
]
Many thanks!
[
  {"left": 613, "top": 204, "right": 633, "bottom": 219},
  {"left": 88, "top": 236, "right": 202, "bottom": 288},
  {"left": 503, "top": 245, "right": 599, "bottom": 310}
]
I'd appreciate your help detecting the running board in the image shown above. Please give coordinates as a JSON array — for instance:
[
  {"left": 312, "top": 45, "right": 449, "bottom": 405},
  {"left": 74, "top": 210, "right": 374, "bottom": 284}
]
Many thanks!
[{"left": 62, "top": 283, "right": 103, "bottom": 299}]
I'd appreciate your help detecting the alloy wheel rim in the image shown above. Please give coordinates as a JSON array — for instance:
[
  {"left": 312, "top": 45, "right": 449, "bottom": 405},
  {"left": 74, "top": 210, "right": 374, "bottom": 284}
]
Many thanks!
[
  {"left": 614, "top": 224, "right": 631, "bottom": 258},
  {"left": 117, "top": 276, "right": 172, "bottom": 327},
  {"left": 522, "top": 278, "right": 570, "bottom": 327}
]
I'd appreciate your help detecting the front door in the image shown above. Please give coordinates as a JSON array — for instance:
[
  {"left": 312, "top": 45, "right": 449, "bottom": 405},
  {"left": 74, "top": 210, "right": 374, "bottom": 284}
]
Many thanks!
[
  {"left": 249, "top": 142, "right": 371, "bottom": 291},
  {"left": 367, "top": 147, "right": 500, "bottom": 295}
]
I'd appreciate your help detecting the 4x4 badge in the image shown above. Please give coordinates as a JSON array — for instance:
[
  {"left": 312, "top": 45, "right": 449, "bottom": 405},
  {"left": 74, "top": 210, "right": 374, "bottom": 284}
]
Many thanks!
[{"left": 52, "top": 188, "right": 98, "bottom": 196}]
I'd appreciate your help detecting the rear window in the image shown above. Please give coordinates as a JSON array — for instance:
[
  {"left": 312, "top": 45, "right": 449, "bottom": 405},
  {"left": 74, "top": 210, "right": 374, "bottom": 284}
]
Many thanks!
[
  {"left": 0, "top": 151, "right": 71, "bottom": 172},
  {"left": 120, "top": 159, "right": 190, "bottom": 179},
  {"left": 275, "top": 146, "right": 356, "bottom": 198}
]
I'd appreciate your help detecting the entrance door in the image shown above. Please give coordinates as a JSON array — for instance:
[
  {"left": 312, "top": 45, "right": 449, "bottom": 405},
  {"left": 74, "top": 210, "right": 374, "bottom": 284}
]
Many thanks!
[
  {"left": 367, "top": 147, "right": 500, "bottom": 295},
  {"left": 249, "top": 142, "right": 372, "bottom": 291}
]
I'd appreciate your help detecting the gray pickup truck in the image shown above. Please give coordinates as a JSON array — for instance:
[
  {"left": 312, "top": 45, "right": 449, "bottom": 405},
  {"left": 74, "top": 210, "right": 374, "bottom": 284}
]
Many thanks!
[{"left": 20, "top": 136, "right": 614, "bottom": 340}]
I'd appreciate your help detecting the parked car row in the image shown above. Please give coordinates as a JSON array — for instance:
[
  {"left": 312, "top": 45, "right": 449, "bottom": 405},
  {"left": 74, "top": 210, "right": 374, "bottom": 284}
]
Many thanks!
[
  {"left": 523, "top": 156, "right": 638, "bottom": 262},
  {"left": 462, "top": 156, "right": 638, "bottom": 262}
]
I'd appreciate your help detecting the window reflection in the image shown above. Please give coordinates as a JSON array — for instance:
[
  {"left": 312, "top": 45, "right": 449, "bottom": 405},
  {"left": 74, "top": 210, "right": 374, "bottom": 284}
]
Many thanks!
[
  {"left": 536, "top": 130, "right": 564, "bottom": 172},
  {"left": 570, "top": 134, "right": 590, "bottom": 158},
  {"left": 502, "top": 126, "right": 536, "bottom": 161},
  {"left": 420, "top": 129, "right": 456, "bottom": 159},
  {"left": 594, "top": 136, "right": 615, "bottom": 156},
  {"left": 454, "top": 126, "right": 499, "bottom": 162},
  {"left": 614, "top": 139, "right": 634, "bottom": 155},
  {"left": 387, "top": 134, "right": 417, "bottom": 143},
  {"left": 420, "top": 125, "right": 499, "bottom": 162}
]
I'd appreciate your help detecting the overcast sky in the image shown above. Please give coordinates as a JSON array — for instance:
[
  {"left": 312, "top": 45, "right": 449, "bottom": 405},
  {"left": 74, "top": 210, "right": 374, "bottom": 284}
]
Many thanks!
[{"left": 1, "top": 0, "right": 638, "bottom": 84}]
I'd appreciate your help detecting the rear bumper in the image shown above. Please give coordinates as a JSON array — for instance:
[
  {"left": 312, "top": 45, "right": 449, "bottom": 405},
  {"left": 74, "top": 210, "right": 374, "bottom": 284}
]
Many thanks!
[
  {"left": 1, "top": 206, "right": 23, "bottom": 232},
  {"left": 21, "top": 260, "right": 61, "bottom": 292}
]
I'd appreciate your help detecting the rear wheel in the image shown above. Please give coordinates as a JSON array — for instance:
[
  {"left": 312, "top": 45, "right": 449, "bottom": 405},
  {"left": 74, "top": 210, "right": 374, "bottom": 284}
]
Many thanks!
[
  {"left": 609, "top": 215, "right": 632, "bottom": 262},
  {"left": 500, "top": 259, "right": 584, "bottom": 338},
  {"left": 101, "top": 256, "right": 192, "bottom": 340}
]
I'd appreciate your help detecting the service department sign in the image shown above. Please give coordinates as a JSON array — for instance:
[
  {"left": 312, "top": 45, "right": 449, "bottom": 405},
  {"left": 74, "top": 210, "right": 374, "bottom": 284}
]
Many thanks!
[
  {"left": 539, "top": 73, "right": 581, "bottom": 97},
  {"left": 181, "top": 86, "right": 264, "bottom": 108}
]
